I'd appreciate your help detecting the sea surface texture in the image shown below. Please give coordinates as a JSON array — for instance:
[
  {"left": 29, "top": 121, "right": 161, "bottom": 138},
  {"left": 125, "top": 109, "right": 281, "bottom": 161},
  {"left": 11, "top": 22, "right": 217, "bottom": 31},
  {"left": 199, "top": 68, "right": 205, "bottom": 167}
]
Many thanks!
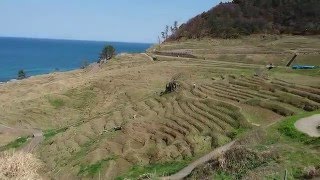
[{"left": 0, "top": 37, "right": 152, "bottom": 82}]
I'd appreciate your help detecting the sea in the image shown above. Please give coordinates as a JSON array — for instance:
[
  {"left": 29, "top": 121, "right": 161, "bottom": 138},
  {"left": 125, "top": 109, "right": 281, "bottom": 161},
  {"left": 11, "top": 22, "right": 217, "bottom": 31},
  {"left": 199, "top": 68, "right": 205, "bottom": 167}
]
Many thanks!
[{"left": 0, "top": 37, "right": 152, "bottom": 82}]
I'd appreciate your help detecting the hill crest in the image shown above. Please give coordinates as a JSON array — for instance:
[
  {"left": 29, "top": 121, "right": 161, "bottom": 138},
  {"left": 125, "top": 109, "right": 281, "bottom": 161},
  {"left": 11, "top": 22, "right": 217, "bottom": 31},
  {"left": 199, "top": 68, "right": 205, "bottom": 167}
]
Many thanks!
[{"left": 168, "top": 0, "right": 320, "bottom": 40}]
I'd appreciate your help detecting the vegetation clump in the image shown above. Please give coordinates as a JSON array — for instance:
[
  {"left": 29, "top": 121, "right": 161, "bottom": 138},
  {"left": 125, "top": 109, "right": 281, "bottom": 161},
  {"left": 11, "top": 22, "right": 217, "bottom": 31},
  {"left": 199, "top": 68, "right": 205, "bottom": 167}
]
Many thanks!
[
  {"left": 302, "top": 166, "right": 320, "bottom": 179},
  {"left": 0, "top": 137, "right": 29, "bottom": 151},
  {"left": 78, "top": 157, "right": 115, "bottom": 177},
  {"left": 99, "top": 45, "right": 116, "bottom": 63},
  {"left": 188, "top": 146, "right": 278, "bottom": 179},
  {"left": 48, "top": 97, "right": 65, "bottom": 109},
  {"left": 17, "top": 69, "right": 26, "bottom": 80},
  {"left": 219, "top": 146, "right": 277, "bottom": 178},
  {"left": 160, "top": 80, "right": 179, "bottom": 96},
  {"left": 80, "top": 60, "right": 90, "bottom": 69},
  {"left": 44, "top": 127, "right": 69, "bottom": 139}
]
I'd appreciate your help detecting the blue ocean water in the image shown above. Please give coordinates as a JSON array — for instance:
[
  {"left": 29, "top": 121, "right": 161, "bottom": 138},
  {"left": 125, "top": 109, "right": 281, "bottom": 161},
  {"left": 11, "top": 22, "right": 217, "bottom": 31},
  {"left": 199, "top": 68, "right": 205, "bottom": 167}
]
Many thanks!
[{"left": 0, "top": 37, "right": 152, "bottom": 82}]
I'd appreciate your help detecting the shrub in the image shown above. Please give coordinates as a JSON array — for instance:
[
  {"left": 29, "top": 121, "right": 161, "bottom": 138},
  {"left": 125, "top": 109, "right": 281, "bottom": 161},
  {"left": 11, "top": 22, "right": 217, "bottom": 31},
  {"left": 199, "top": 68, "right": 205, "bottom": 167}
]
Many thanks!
[
  {"left": 17, "top": 70, "right": 26, "bottom": 80},
  {"left": 189, "top": 145, "right": 278, "bottom": 179},
  {"left": 160, "top": 80, "right": 179, "bottom": 96},
  {"left": 218, "top": 146, "right": 277, "bottom": 178},
  {"left": 303, "top": 166, "right": 320, "bottom": 179},
  {"left": 80, "top": 60, "right": 90, "bottom": 69},
  {"left": 99, "top": 45, "right": 116, "bottom": 62}
]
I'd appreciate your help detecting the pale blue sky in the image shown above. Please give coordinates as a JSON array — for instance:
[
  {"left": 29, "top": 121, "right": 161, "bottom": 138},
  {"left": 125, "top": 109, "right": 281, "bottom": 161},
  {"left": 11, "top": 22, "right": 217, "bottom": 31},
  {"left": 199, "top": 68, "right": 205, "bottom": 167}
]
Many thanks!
[{"left": 0, "top": 0, "right": 224, "bottom": 43}]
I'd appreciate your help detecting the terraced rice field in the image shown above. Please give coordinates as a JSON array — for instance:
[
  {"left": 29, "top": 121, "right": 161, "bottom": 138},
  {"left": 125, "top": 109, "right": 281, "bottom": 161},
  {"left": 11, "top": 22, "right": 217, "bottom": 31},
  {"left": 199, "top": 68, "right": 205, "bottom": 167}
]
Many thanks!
[
  {"left": 38, "top": 80, "right": 251, "bottom": 179},
  {"left": 153, "top": 35, "right": 320, "bottom": 66},
  {"left": 39, "top": 57, "right": 319, "bottom": 179},
  {"left": 0, "top": 36, "right": 319, "bottom": 179}
]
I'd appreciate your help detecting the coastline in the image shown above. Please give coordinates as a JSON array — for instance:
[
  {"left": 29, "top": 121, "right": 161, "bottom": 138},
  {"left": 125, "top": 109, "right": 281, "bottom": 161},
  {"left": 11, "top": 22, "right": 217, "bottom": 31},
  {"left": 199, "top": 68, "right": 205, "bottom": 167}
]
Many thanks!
[
  {"left": 0, "top": 37, "right": 152, "bottom": 85},
  {"left": 0, "top": 67, "right": 83, "bottom": 85},
  {"left": 0, "top": 68, "right": 76, "bottom": 84},
  {"left": 0, "top": 53, "right": 129, "bottom": 86}
]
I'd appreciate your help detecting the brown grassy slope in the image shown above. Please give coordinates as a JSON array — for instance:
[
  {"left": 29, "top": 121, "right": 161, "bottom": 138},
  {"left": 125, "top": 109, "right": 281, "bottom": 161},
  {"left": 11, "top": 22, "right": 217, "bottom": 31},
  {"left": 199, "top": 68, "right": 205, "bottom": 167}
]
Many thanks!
[
  {"left": 0, "top": 36, "right": 319, "bottom": 179},
  {"left": 36, "top": 54, "right": 253, "bottom": 179}
]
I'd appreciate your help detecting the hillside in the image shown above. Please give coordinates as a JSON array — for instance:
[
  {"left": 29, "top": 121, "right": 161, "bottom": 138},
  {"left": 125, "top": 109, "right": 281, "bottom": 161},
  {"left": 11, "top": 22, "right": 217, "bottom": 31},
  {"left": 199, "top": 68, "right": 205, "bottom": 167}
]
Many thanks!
[
  {"left": 0, "top": 35, "right": 319, "bottom": 179},
  {"left": 169, "top": 0, "right": 320, "bottom": 40}
]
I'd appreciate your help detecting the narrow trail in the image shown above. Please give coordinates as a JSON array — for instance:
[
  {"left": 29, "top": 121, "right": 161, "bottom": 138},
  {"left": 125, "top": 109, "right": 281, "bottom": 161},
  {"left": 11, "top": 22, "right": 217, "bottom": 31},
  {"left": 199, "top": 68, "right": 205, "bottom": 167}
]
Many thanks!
[
  {"left": 160, "top": 111, "right": 299, "bottom": 180},
  {"left": 295, "top": 114, "right": 320, "bottom": 137},
  {"left": 0, "top": 124, "right": 44, "bottom": 153},
  {"left": 161, "top": 141, "right": 235, "bottom": 180},
  {"left": 141, "top": 53, "right": 154, "bottom": 61},
  {"left": 21, "top": 129, "right": 44, "bottom": 153}
]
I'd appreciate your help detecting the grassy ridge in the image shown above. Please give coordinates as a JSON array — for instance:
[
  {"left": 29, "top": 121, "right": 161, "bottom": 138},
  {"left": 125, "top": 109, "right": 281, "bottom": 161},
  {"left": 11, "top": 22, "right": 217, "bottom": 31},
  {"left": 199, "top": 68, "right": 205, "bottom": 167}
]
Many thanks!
[
  {"left": 44, "top": 127, "right": 69, "bottom": 139},
  {"left": 78, "top": 156, "right": 116, "bottom": 177},
  {"left": 0, "top": 136, "right": 29, "bottom": 151}
]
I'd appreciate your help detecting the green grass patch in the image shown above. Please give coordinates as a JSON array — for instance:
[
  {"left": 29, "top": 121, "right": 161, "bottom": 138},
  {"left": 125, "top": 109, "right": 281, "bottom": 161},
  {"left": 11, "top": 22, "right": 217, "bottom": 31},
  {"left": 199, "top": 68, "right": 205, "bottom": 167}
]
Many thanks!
[
  {"left": 257, "top": 111, "right": 320, "bottom": 179},
  {"left": 48, "top": 97, "right": 65, "bottom": 108},
  {"left": 64, "top": 88, "right": 96, "bottom": 109},
  {"left": 78, "top": 156, "right": 115, "bottom": 177},
  {"left": 227, "top": 127, "right": 249, "bottom": 139},
  {"left": 116, "top": 160, "right": 190, "bottom": 180},
  {"left": 44, "top": 127, "right": 68, "bottom": 139},
  {"left": 277, "top": 110, "right": 320, "bottom": 145},
  {"left": 0, "top": 136, "right": 29, "bottom": 151}
]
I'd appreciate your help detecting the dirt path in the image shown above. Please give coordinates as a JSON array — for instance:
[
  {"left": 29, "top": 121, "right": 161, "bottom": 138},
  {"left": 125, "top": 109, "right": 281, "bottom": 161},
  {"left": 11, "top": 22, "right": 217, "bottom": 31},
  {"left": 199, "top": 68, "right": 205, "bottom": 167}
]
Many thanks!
[
  {"left": 161, "top": 141, "right": 235, "bottom": 180},
  {"left": 0, "top": 124, "right": 44, "bottom": 153},
  {"left": 295, "top": 114, "right": 320, "bottom": 137},
  {"left": 141, "top": 53, "right": 154, "bottom": 61},
  {"left": 21, "top": 129, "right": 44, "bottom": 153}
]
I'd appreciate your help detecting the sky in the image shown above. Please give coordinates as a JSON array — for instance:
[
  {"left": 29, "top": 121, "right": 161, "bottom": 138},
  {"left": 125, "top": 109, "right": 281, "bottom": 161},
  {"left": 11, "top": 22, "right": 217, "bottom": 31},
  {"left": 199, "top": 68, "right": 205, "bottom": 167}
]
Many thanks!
[{"left": 0, "top": 0, "right": 225, "bottom": 43}]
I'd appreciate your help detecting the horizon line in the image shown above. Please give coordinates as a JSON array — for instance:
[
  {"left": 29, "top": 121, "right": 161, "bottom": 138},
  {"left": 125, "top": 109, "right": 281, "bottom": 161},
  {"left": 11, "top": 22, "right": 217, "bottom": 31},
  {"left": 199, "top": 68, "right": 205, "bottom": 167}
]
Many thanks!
[{"left": 0, "top": 35, "right": 154, "bottom": 44}]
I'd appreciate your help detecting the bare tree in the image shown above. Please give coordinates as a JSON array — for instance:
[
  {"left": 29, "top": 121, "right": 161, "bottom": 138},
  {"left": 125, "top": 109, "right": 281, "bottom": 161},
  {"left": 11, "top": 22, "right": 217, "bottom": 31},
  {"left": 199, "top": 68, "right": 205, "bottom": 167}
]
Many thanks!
[
  {"left": 173, "top": 21, "right": 178, "bottom": 32},
  {"left": 170, "top": 21, "right": 179, "bottom": 35},
  {"left": 165, "top": 25, "right": 169, "bottom": 39},
  {"left": 170, "top": 26, "right": 175, "bottom": 34},
  {"left": 160, "top": 22, "right": 178, "bottom": 42},
  {"left": 161, "top": 32, "right": 165, "bottom": 40}
]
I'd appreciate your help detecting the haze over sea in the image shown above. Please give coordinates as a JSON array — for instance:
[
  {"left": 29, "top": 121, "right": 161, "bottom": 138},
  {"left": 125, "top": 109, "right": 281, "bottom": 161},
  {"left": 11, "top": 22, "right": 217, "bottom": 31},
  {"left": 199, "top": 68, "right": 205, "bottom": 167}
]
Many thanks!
[{"left": 0, "top": 37, "right": 152, "bottom": 82}]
